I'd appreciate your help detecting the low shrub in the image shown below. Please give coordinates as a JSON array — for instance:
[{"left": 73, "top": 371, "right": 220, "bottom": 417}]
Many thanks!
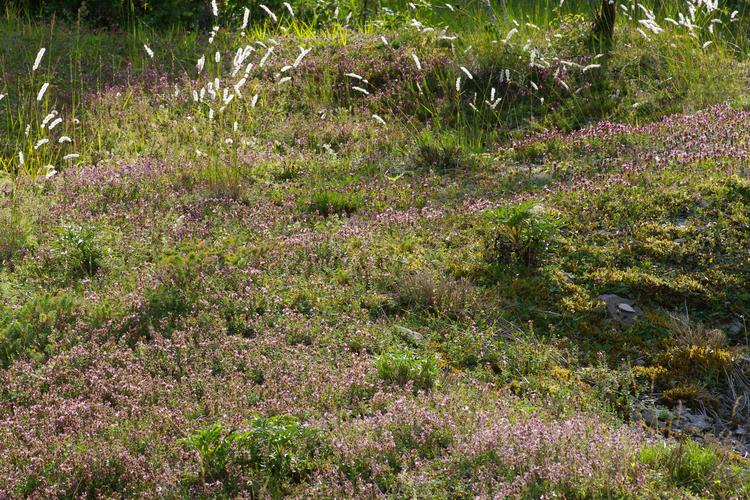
[
  {"left": 0, "top": 292, "right": 78, "bottom": 368},
  {"left": 180, "top": 415, "right": 319, "bottom": 494},
  {"left": 484, "top": 201, "right": 558, "bottom": 270},
  {"left": 51, "top": 223, "right": 104, "bottom": 278}
]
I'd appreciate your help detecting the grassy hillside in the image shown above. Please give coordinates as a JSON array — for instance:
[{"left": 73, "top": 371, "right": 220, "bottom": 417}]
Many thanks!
[{"left": 1, "top": 0, "right": 750, "bottom": 497}]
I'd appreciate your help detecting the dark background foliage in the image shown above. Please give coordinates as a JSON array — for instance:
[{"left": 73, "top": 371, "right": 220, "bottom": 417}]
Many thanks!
[
  {"left": 10, "top": 0, "right": 750, "bottom": 29},
  {"left": 9, "top": 0, "right": 327, "bottom": 28}
]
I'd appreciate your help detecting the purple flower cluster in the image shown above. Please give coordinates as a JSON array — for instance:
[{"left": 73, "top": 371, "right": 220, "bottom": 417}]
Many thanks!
[{"left": 304, "top": 389, "right": 647, "bottom": 497}]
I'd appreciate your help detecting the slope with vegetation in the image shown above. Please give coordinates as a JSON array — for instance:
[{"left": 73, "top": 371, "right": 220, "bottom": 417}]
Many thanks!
[{"left": 1, "top": 0, "right": 750, "bottom": 497}]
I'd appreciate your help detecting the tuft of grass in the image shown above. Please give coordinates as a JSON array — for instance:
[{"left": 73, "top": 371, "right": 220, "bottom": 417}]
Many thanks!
[
  {"left": 307, "top": 190, "right": 363, "bottom": 217},
  {"left": 394, "top": 270, "right": 476, "bottom": 318},
  {"left": 638, "top": 440, "right": 749, "bottom": 496},
  {"left": 412, "top": 132, "right": 464, "bottom": 173},
  {"left": 0, "top": 200, "right": 33, "bottom": 265}
]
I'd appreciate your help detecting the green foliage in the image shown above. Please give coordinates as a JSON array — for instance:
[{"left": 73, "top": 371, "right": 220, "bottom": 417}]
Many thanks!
[
  {"left": 0, "top": 292, "right": 78, "bottom": 368},
  {"left": 180, "top": 422, "right": 235, "bottom": 483},
  {"left": 51, "top": 224, "right": 104, "bottom": 278},
  {"left": 180, "top": 415, "right": 319, "bottom": 493},
  {"left": 15, "top": 0, "right": 340, "bottom": 28},
  {"left": 17, "top": 0, "right": 211, "bottom": 28},
  {"left": 2, "top": 2, "right": 750, "bottom": 497},
  {"left": 485, "top": 201, "right": 558, "bottom": 270},
  {"left": 234, "top": 414, "right": 318, "bottom": 481},
  {"left": 376, "top": 347, "right": 438, "bottom": 390}
]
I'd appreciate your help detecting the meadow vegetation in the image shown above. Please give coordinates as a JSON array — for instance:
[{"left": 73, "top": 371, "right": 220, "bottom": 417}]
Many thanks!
[{"left": 1, "top": 0, "right": 750, "bottom": 496}]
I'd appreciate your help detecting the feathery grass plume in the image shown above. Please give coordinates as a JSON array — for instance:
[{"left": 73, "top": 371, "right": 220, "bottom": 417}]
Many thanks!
[
  {"left": 211, "top": 0, "right": 219, "bottom": 17},
  {"left": 412, "top": 53, "right": 422, "bottom": 70},
  {"left": 63, "top": 153, "right": 79, "bottom": 160},
  {"left": 346, "top": 73, "right": 363, "bottom": 80},
  {"left": 240, "top": 7, "right": 249, "bottom": 30},
  {"left": 209, "top": 26, "right": 219, "bottom": 43},
  {"left": 214, "top": 51, "right": 221, "bottom": 63},
  {"left": 32, "top": 47, "right": 46, "bottom": 71},
  {"left": 34, "top": 139, "right": 49, "bottom": 150},
  {"left": 43, "top": 164, "right": 57, "bottom": 178},
  {"left": 372, "top": 114, "right": 386, "bottom": 125},
  {"left": 352, "top": 86, "right": 369, "bottom": 95},
  {"left": 294, "top": 47, "right": 311, "bottom": 67},
  {"left": 460, "top": 66, "right": 473, "bottom": 79},
  {"left": 456, "top": 76, "right": 461, "bottom": 91},
  {"left": 36, "top": 82, "right": 49, "bottom": 101},
  {"left": 143, "top": 44, "right": 154, "bottom": 58},
  {"left": 0, "top": 94, "right": 5, "bottom": 101},
  {"left": 41, "top": 111, "right": 58, "bottom": 128},
  {"left": 251, "top": 94, "right": 259, "bottom": 107},
  {"left": 260, "top": 4, "right": 278, "bottom": 23},
  {"left": 18, "top": 151, "right": 24, "bottom": 166},
  {"left": 284, "top": 2, "right": 294, "bottom": 17},
  {"left": 259, "top": 47, "right": 274, "bottom": 67},
  {"left": 278, "top": 76, "right": 292, "bottom": 84},
  {"left": 48, "top": 117, "right": 63, "bottom": 130},
  {"left": 504, "top": 28, "right": 518, "bottom": 43},
  {"left": 381, "top": 35, "right": 388, "bottom": 45},
  {"left": 58, "top": 136, "right": 72, "bottom": 143},
  {"left": 583, "top": 64, "right": 601, "bottom": 72},
  {"left": 234, "top": 77, "right": 247, "bottom": 96},
  {"left": 197, "top": 55, "right": 205, "bottom": 74}
]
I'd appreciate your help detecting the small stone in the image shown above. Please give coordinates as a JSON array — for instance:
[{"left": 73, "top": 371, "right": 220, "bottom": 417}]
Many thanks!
[
  {"left": 598, "top": 294, "right": 643, "bottom": 327},
  {"left": 618, "top": 303, "right": 636, "bottom": 313}
]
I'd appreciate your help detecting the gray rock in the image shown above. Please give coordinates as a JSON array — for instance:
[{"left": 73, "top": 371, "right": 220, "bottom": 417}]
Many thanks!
[
  {"left": 683, "top": 413, "right": 713, "bottom": 433},
  {"left": 725, "top": 316, "right": 745, "bottom": 336},
  {"left": 599, "top": 294, "right": 643, "bottom": 326}
]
